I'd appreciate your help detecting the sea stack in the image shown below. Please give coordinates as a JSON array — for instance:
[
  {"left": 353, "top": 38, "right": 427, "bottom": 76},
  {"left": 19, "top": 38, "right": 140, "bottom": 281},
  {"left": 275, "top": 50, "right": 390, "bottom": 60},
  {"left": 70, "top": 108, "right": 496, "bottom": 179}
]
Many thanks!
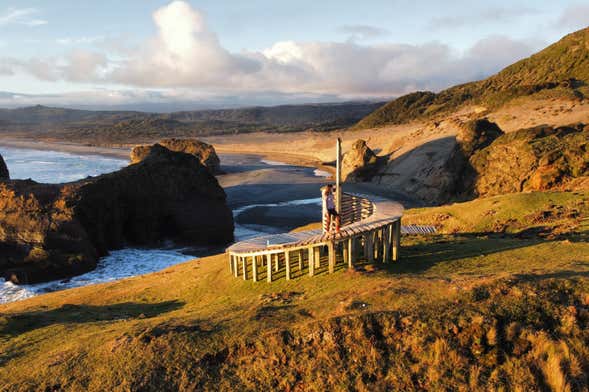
[
  {"left": 0, "top": 146, "right": 234, "bottom": 284},
  {"left": 131, "top": 138, "right": 223, "bottom": 175},
  {"left": 341, "top": 139, "right": 379, "bottom": 182}
]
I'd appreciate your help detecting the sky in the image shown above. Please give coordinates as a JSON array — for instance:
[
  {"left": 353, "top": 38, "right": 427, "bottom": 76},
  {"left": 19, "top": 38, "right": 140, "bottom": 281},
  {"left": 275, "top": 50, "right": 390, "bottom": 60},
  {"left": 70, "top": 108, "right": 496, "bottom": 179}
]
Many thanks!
[{"left": 0, "top": 0, "right": 588, "bottom": 111}]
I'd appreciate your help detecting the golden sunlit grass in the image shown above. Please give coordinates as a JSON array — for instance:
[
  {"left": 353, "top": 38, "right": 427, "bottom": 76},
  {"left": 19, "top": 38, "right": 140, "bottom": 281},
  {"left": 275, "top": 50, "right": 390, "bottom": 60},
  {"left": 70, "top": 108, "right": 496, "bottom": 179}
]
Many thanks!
[{"left": 1, "top": 191, "right": 588, "bottom": 391}]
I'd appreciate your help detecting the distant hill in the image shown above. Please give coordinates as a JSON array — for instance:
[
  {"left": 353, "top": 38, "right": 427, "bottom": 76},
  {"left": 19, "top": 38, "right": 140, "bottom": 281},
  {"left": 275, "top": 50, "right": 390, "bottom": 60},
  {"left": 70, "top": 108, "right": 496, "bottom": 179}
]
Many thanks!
[
  {"left": 356, "top": 26, "right": 589, "bottom": 129},
  {"left": 0, "top": 101, "right": 385, "bottom": 143}
]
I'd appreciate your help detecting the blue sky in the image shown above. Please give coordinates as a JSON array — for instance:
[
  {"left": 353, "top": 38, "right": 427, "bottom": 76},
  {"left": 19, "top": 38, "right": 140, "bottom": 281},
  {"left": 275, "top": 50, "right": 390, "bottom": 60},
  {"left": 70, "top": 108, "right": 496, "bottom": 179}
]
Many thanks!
[{"left": 0, "top": 1, "right": 588, "bottom": 110}]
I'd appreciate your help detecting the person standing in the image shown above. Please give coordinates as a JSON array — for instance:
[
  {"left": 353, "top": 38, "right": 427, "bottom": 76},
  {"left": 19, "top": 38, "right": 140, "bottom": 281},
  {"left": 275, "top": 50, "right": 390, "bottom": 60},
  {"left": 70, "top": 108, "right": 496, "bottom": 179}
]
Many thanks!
[{"left": 322, "top": 184, "right": 340, "bottom": 233}]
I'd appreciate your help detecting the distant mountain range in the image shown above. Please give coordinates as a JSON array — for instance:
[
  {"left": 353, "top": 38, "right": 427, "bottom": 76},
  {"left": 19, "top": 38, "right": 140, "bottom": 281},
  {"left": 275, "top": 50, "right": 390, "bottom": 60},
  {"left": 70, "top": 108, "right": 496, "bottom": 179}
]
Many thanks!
[
  {"left": 0, "top": 101, "right": 385, "bottom": 143},
  {"left": 356, "top": 26, "right": 589, "bottom": 129}
]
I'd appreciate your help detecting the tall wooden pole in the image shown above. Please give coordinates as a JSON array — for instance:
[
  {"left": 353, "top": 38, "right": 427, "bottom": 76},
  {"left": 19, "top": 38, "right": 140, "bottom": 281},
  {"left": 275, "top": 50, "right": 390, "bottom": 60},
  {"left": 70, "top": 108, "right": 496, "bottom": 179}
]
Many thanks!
[{"left": 336, "top": 137, "right": 342, "bottom": 214}]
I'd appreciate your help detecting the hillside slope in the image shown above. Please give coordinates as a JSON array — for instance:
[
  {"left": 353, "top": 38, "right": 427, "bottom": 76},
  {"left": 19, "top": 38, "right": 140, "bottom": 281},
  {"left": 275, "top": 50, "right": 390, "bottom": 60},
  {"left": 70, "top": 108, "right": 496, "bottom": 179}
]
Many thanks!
[
  {"left": 1, "top": 191, "right": 588, "bottom": 391},
  {"left": 356, "top": 27, "right": 589, "bottom": 129},
  {"left": 0, "top": 101, "right": 384, "bottom": 144}
]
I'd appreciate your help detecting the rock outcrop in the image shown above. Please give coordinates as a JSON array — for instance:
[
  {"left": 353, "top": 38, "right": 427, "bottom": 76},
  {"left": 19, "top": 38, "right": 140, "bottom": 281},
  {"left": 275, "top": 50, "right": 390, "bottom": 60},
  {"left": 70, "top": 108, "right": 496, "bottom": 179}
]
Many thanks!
[
  {"left": 466, "top": 124, "right": 588, "bottom": 197},
  {"left": 342, "top": 140, "right": 379, "bottom": 182},
  {"left": 131, "top": 138, "right": 222, "bottom": 174},
  {"left": 455, "top": 118, "right": 504, "bottom": 157},
  {"left": 0, "top": 154, "right": 8, "bottom": 179},
  {"left": 0, "top": 146, "right": 233, "bottom": 284}
]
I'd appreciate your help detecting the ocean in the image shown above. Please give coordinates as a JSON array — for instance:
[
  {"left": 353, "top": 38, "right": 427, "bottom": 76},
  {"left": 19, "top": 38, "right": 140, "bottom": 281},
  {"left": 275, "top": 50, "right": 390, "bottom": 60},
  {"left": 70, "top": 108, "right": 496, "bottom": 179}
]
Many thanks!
[{"left": 0, "top": 146, "right": 323, "bottom": 304}]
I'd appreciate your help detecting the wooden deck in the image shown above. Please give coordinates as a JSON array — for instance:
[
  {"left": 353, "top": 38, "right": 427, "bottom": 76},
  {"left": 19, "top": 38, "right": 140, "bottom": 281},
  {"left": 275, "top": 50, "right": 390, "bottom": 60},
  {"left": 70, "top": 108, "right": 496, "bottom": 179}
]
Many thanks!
[{"left": 226, "top": 192, "right": 409, "bottom": 282}]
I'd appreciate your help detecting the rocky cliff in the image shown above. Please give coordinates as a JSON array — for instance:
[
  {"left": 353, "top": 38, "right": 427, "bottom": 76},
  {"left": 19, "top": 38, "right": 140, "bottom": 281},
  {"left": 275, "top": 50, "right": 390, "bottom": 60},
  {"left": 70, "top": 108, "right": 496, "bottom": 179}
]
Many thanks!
[
  {"left": 130, "top": 138, "right": 222, "bottom": 174},
  {"left": 0, "top": 154, "right": 8, "bottom": 179},
  {"left": 361, "top": 120, "right": 588, "bottom": 204},
  {"left": 0, "top": 146, "right": 234, "bottom": 284},
  {"left": 466, "top": 123, "right": 589, "bottom": 197}
]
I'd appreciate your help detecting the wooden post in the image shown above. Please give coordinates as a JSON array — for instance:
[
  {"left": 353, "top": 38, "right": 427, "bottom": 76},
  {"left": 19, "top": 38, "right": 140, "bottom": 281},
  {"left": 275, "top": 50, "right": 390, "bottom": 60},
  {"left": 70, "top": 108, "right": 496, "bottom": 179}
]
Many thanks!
[
  {"left": 285, "top": 251, "right": 291, "bottom": 280},
  {"left": 298, "top": 250, "right": 303, "bottom": 272},
  {"left": 336, "top": 138, "right": 342, "bottom": 214},
  {"left": 242, "top": 257, "right": 247, "bottom": 280},
  {"left": 314, "top": 247, "right": 321, "bottom": 268},
  {"left": 343, "top": 241, "right": 349, "bottom": 265},
  {"left": 229, "top": 254, "right": 233, "bottom": 274},
  {"left": 366, "top": 232, "right": 374, "bottom": 263},
  {"left": 266, "top": 254, "right": 272, "bottom": 282},
  {"left": 383, "top": 225, "right": 391, "bottom": 263},
  {"left": 308, "top": 247, "right": 315, "bottom": 277},
  {"left": 328, "top": 241, "right": 336, "bottom": 273},
  {"left": 348, "top": 237, "right": 355, "bottom": 269},
  {"left": 363, "top": 234, "right": 369, "bottom": 259},
  {"left": 274, "top": 253, "right": 279, "bottom": 272},
  {"left": 252, "top": 256, "right": 258, "bottom": 282},
  {"left": 375, "top": 229, "right": 382, "bottom": 261},
  {"left": 393, "top": 219, "right": 401, "bottom": 261}
]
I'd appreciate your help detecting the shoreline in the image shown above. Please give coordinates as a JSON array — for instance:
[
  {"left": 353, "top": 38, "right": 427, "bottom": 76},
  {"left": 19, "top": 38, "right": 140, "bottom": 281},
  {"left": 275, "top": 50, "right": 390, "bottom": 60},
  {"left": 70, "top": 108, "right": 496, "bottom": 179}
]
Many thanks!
[
  {"left": 0, "top": 137, "right": 335, "bottom": 176},
  {"left": 0, "top": 138, "right": 130, "bottom": 159}
]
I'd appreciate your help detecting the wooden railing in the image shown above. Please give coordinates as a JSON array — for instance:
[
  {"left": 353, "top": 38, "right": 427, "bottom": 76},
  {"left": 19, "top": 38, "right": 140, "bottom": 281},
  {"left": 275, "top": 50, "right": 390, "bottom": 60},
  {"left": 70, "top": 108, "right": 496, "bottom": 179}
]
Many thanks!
[
  {"left": 323, "top": 192, "right": 375, "bottom": 232},
  {"left": 340, "top": 193, "right": 374, "bottom": 226}
]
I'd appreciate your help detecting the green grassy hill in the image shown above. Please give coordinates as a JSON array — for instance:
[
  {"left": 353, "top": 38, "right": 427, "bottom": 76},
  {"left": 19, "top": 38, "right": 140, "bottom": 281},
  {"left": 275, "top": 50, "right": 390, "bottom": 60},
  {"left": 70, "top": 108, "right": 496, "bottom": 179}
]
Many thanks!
[
  {"left": 1, "top": 190, "right": 588, "bottom": 391},
  {"left": 356, "top": 27, "right": 589, "bottom": 129}
]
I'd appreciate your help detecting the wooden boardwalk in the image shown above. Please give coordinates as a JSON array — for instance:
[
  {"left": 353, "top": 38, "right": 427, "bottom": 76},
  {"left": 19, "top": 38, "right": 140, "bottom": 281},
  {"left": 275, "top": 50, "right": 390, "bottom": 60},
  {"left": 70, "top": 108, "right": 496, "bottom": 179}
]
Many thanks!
[{"left": 227, "top": 192, "right": 407, "bottom": 282}]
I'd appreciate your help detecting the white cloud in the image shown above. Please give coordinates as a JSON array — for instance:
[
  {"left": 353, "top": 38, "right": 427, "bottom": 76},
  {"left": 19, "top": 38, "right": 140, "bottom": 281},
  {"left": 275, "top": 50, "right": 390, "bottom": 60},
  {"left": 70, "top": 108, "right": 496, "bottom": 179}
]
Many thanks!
[
  {"left": 0, "top": 7, "right": 47, "bottom": 27},
  {"left": 337, "top": 24, "right": 390, "bottom": 41},
  {"left": 428, "top": 6, "right": 537, "bottom": 31},
  {"left": 61, "top": 50, "right": 109, "bottom": 82},
  {"left": 57, "top": 36, "right": 105, "bottom": 45},
  {"left": 556, "top": 4, "right": 589, "bottom": 30},
  {"left": 0, "top": 1, "right": 542, "bottom": 101},
  {"left": 0, "top": 88, "right": 344, "bottom": 111},
  {"left": 108, "top": 1, "right": 260, "bottom": 87}
]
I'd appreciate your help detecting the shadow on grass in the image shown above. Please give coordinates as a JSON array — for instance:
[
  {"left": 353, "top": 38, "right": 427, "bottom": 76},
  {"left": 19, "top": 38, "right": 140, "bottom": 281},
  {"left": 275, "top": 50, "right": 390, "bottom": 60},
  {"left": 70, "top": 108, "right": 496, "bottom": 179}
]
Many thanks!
[
  {"left": 0, "top": 300, "right": 185, "bottom": 337},
  {"left": 387, "top": 233, "right": 547, "bottom": 274},
  {"left": 513, "top": 270, "right": 589, "bottom": 281}
]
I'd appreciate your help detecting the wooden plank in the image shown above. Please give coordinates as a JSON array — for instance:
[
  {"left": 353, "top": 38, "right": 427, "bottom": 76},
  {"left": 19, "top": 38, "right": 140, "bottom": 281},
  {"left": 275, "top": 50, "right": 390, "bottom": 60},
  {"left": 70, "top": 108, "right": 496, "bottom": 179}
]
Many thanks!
[
  {"left": 298, "top": 249, "right": 303, "bottom": 272},
  {"left": 285, "top": 251, "right": 291, "bottom": 280},
  {"left": 328, "top": 241, "right": 336, "bottom": 273},
  {"left": 266, "top": 254, "right": 272, "bottom": 282}
]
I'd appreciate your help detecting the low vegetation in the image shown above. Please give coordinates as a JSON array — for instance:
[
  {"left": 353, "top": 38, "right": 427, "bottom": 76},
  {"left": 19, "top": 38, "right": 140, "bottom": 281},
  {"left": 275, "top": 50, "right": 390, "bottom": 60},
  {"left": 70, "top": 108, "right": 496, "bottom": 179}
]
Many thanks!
[{"left": 1, "top": 190, "right": 588, "bottom": 391}]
